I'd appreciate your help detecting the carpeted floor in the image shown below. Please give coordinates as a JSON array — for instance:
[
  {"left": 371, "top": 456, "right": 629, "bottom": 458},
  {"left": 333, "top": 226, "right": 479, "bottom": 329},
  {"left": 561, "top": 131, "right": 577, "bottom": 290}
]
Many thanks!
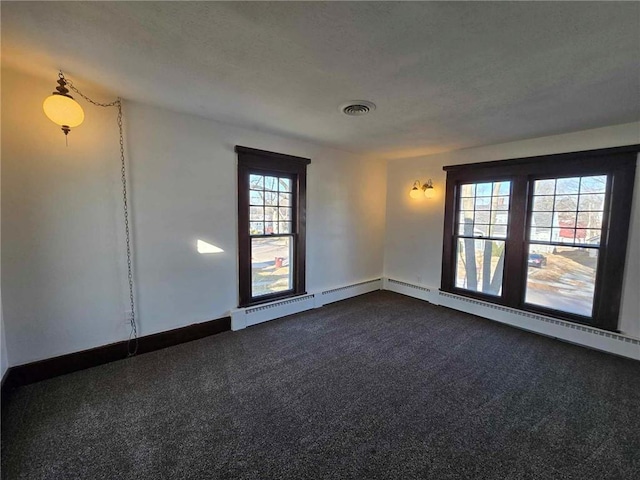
[{"left": 2, "top": 291, "right": 639, "bottom": 479}]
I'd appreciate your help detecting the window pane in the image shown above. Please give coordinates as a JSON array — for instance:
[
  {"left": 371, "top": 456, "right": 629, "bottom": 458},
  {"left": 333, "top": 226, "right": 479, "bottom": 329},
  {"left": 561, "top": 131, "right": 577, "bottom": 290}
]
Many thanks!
[
  {"left": 490, "top": 225, "right": 507, "bottom": 238},
  {"left": 531, "top": 227, "right": 552, "bottom": 243},
  {"left": 278, "top": 207, "right": 292, "bottom": 221},
  {"left": 493, "top": 212, "right": 508, "bottom": 225},
  {"left": 455, "top": 239, "right": 505, "bottom": 296},
  {"left": 264, "top": 221, "right": 276, "bottom": 235},
  {"left": 250, "top": 222, "right": 264, "bottom": 235},
  {"left": 556, "top": 211, "right": 577, "bottom": 229},
  {"left": 578, "top": 193, "right": 605, "bottom": 211},
  {"left": 493, "top": 196, "right": 509, "bottom": 210},
  {"left": 554, "top": 195, "right": 578, "bottom": 211},
  {"left": 459, "top": 211, "right": 475, "bottom": 224},
  {"left": 556, "top": 177, "right": 580, "bottom": 195},
  {"left": 532, "top": 212, "right": 553, "bottom": 228},
  {"left": 264, "top": 192, "right": 277, "bottom": 206},
  {"left": 496, "top": 182, "right": 510, "bottom": 195},
  {"left": 279, "top": 193, "right": 292, "bottom": 206},
  {"left": 476, "top": 183, "right": 493, "bottom": 196},
  {"left": 534, "top": 179, "right": 555, "bottom": 195},
  {"left": 460, "top": 197, "right": 476, "bottom": 210},
  {"left": 249, "top": 174, "right": 263, "bottom": 189},
  {"left": 458, "top": 218, "right": 476, "bottom": 236},
  {"left": 250, "top": 190, "right": 264, "bottom": 205},
  {"left": 475, "top": 197, "right": 491, "bottom": 210},
  {"left": 250, "top": 206, "right": 263, "bottom": 221},
  {"left": 265, "top": 206, "right": 278, "bottom": 222},
  {"left": 474, "top": 225, "right": 489, "bottom": 237},
  {"left": 264, "top": 176, "right": 278, "bottom": 191},
  {"left": 278, "top": 178, "right": 292, "bottom": 192},
  {"left": 475, "top": 211, "right": 490, "bottom": 224},
  {"left": 525, "top": 245, "right": 597, "bottom": 317},
  {"left": 532, "top": 196, "right": 554, "bottom": 212},
  {"left": 280, "top": 222, "right": 291, "bottom": 234},
  {"left": 553, "top": 227, "right": 575, "bottom": 243},
  {"left": 580, "top": 175, "right": 607, "bottom": 194},
  {"left": 460, "top": 184, "right": 476, "bottom": 197},
  {"left": 251, "top": 237, "right": 293, "bottom": 297}
]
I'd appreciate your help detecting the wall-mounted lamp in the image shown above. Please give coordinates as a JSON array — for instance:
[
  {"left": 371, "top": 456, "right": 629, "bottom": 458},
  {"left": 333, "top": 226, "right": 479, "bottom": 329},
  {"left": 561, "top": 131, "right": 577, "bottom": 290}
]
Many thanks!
[
  {"left": 43, "top": 71, "right": 85, "bottom": 141},
  {"left": 410, "top": 179, "right": 435, "bottom": 199}
]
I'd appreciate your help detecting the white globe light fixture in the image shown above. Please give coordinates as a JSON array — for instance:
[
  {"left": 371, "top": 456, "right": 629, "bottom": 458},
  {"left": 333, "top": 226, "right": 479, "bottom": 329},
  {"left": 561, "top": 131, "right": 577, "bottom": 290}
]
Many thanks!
[{"left": 43, "top": 72, "right": 84, "bottom": 140}]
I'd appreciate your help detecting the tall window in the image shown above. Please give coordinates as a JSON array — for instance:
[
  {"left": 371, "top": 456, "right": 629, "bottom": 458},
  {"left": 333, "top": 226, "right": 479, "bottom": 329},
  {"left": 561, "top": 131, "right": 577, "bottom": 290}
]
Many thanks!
[
  {"left": 455, "top": 180, "right": 511, "bottom": 296},
  {"left": 236, "top": 146, "right": 310, "bottom": 307},
  {"left": 525, "top": 175, "right": 606, "bottom": 317},
  {"left": 441, "top": 146, "right": 638, "bottom": 331}
]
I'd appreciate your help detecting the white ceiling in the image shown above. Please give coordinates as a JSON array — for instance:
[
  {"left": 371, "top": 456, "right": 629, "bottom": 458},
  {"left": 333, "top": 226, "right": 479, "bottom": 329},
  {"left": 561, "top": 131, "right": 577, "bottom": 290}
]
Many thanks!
[{"left": 2, "top": 1, "right": 639, "bottom": 159}]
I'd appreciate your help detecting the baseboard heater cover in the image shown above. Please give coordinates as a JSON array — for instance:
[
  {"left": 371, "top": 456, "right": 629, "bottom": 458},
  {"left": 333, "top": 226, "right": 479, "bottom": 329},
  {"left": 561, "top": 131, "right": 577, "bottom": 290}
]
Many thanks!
[
  {"left": 320, "top": 278, "right": 382, "bottom": 305},
  {"left": 384, "top": 278, "right": 433, "bottom": 303},
  {"left": 384, "top": 277, "right": 640, "bottom": 360},
  {"left": 438, "top": 291, "right": 640, "bottom": 347},
  {"left": 231, "top": 278, "right": 382, "bottom": 330},
  {"left": 232, "top": 294, "right": 317, "bottom": 330},
  {"left": 386, "top": 278, "right": 431, "bottom": 292}
]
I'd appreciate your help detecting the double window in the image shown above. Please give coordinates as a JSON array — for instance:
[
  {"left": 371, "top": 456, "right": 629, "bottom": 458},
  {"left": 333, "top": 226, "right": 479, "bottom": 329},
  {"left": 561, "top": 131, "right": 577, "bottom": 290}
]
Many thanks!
[
  {"left": 441, "top": 146, "right": 638, "bottom": 330},
  {"left": 236, "top": 146, "right": 310, "bottom": 307}
]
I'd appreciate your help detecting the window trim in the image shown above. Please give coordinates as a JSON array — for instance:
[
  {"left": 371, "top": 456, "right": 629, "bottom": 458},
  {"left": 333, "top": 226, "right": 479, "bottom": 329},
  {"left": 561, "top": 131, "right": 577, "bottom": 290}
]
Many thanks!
[
  {"left": 236, "top": 146, "right": 311, "bottom": 308},
  {"left": 441, "top": 145, "right": 638, "bottom": 331}
]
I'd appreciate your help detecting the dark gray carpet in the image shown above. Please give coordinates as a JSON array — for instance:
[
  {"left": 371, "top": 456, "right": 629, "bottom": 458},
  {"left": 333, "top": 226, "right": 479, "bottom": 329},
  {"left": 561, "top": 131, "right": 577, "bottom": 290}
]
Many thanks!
[{"left": 2, "top": 291, "right": 640, "bottom": 479}]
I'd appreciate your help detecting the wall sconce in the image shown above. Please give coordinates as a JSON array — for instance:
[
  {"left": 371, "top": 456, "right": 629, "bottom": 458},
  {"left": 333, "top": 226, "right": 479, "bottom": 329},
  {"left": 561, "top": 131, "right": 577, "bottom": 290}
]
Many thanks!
[
  {"left": 43, "top": 71, "right": 85, "bottom": 142},
  {"left": 410, "top": 179, "right": 435, "bottom": 199}
]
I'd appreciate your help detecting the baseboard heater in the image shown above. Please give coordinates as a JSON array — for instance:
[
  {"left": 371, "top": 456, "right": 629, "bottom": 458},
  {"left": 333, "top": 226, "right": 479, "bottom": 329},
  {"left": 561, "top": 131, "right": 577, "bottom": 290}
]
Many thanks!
[
  {"left": 384, "top": 277, "right": 640, "bottom": 361},
  {"left": 231, "top": 278, "right": 382, "bottom": 330}
]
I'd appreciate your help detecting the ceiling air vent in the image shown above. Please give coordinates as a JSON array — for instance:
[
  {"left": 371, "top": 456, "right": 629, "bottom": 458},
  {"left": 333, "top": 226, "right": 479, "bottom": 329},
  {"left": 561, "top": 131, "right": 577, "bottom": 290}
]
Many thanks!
[{"left": 340, "top": 100, "right": 376, "bottom": 116}]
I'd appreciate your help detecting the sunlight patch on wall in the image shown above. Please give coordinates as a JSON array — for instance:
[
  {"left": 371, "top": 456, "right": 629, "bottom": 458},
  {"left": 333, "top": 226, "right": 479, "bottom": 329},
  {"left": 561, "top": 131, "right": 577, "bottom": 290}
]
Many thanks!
[{"left": 197, "top": 239, "right": 224, "bottom": 254}]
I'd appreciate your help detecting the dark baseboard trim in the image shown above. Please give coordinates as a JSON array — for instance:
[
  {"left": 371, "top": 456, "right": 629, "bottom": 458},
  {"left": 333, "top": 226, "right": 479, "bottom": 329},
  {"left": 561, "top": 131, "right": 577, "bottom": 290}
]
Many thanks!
[
  {"left": 1, "top": 316, "right": 230, "bottom": 400},
  {"left": 1, "top": 367, "right": 9, "bottom": 395}
]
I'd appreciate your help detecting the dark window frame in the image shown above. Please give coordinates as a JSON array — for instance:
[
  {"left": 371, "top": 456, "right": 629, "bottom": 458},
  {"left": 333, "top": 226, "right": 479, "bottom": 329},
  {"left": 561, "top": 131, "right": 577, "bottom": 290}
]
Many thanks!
[
  {"left": 441, "top": 145, "right": 638, "bottom": 331},
  {"left": 236, "top": 146, "right": 310, "bottom": 308}
]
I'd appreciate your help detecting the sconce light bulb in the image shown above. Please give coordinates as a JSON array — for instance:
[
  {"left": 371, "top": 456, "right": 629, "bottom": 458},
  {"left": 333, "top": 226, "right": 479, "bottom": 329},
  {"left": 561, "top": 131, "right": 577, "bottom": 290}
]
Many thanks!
[
  {"left": 410, "top": 186, "right": 422, "bottom": 199},
  {"left": 424, "top": 186, "right": 435, "bottom": 199}
]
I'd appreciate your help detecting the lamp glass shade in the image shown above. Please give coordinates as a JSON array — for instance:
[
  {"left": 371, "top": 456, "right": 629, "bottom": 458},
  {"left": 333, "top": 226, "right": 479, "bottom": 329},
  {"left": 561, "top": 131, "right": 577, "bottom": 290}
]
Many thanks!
[
  {"left": 43, "top": 94, "right": 84, "bottom": 128},
  {"left": 424, "top": 186, "right": 435, "bottom": 199},
  {"left": 410, "top": 187, "right": 422, "bottom": 199}
]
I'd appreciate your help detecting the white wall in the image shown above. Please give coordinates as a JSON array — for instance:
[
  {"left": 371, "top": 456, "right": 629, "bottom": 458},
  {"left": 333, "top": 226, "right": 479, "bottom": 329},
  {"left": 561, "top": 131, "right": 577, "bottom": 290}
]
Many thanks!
[
  {"left": 384, "top": 122, "right": 640, "bottom": 338},
  {"left": 1, "top": 67, "right": 386, "bottom": 366}
]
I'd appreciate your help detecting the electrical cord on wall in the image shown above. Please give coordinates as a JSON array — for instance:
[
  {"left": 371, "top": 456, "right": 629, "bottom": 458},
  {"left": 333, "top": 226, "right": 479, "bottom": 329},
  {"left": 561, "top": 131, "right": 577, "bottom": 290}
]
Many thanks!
[{"left": 63, "top": 71, "right": 139, "bottom": 356}]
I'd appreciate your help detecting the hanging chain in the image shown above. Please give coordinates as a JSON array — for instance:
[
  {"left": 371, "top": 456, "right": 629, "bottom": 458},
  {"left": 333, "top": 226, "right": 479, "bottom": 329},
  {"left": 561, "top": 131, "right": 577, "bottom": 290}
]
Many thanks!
[
  {"left": 66, "top": 72, "right": 139, "bottom": 356},
  {"left": 65, "top": 73, "right": 120, "bottom": 108}
]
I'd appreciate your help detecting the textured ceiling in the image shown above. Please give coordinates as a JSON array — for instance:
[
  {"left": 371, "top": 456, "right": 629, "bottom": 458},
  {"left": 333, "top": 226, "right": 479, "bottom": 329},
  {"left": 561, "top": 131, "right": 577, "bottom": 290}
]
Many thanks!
[{"left": 2, "top": 1, "right": 639, "bottom": 158}]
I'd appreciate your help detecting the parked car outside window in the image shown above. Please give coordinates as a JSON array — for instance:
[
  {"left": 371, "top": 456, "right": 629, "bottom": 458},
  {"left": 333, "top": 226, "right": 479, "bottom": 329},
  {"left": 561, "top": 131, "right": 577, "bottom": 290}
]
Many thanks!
[{"left": 528, "top": 253, "right": 547, "bottom": 268}]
